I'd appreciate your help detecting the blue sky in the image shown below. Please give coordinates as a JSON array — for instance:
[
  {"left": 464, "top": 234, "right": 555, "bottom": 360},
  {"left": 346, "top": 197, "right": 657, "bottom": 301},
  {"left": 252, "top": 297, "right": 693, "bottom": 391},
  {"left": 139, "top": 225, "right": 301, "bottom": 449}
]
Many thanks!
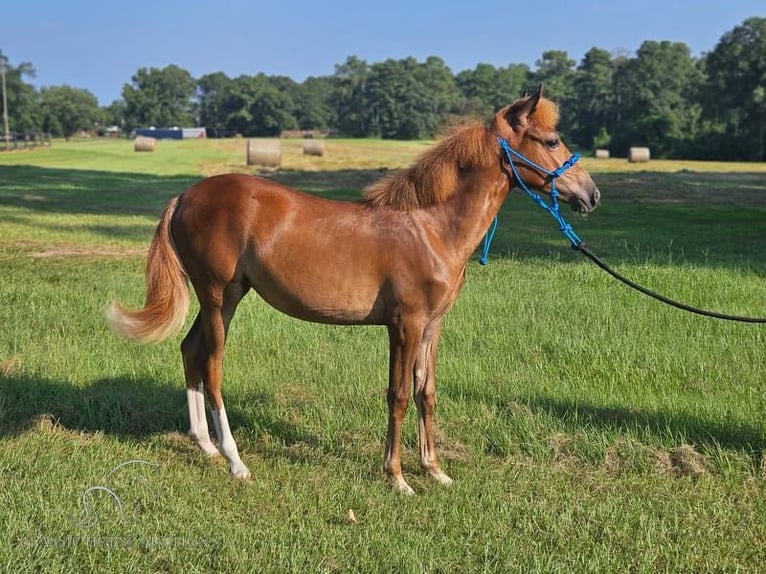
[{"left": 2, "top": 0, "right": 763, "bottom": 105}]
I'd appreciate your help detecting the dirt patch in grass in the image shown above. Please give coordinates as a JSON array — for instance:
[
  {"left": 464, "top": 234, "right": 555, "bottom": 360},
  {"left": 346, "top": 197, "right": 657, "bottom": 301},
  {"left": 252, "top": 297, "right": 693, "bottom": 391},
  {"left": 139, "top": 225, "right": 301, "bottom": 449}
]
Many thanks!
[
  {"left": 0, "top": 356, "right": 21, "bottom": 376},
  {"left": 25, "top": 413, "right": 106, "bottom": 445},
  {"left": 604, "top": 437, "right": 660, "bottom": 475},
  {"left": 29, "top": 246, "right": 145, "bottom": 258},
  {"left": 434, "top": 426, "right": 471, "bottom": 463},
  {"left": 29, "top": 413, "right": 62, "bottom": 432},
  {"left": 548, "top": 432, "right": 580, "bottom": 469},
  {"left": 669, "top": 444, "right": 710, "bottom": 478},
  {"left": 655, "top": 444, "right": 711, "bottom": 479},
  {"left": 604, "top": 438, "right": 711, "bottom": 479}
]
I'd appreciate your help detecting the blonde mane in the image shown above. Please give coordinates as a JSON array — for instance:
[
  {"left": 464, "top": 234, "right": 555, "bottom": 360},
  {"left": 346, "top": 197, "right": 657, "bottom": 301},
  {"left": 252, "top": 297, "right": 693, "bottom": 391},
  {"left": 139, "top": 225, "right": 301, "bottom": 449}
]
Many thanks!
[{"left": 363, "top": 122, "right": 495, "bottom": 211}]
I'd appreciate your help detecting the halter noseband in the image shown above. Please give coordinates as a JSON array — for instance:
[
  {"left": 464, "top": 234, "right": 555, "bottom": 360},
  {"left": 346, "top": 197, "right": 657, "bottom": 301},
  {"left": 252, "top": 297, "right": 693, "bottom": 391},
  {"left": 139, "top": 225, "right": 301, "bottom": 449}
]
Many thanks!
[
  {"left": 498, "top": 136, "right": 580, "bottom": 217},
  {"left": 478, "top": 137, "right": 582, "bottom": 265}
]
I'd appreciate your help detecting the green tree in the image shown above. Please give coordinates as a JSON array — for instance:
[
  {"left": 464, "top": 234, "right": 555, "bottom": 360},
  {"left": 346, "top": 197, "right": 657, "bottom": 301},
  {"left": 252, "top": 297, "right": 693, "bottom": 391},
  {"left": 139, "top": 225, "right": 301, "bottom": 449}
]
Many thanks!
[
  {"left": 221, "top": 74, "right": 297, "bottom": 137},
  {"left": 330, "top": 56, "right": 371, "bottom": 137},
  {"left": 365, "top": 58, "right": 410, "bottom": 138},
  {"left": 0, "top": 51, "right": 40, "bottom": 135},
  {"left": 456, "top": 63, "right": 529, "bottom": 119},
  {"left": 247, "top": 80, "right": 298, "bottom": 136},
  {"left": 702, "top": 17, "right": 766, "bottom": 160},
  {"left": 122, "top": 64, "right": 197, "bottom": 130},
  {"left": 532, "top": 50, "right": 577, "bottom": 138},
  {"left": 199, "top": 73, "right": 301, "bottom": 137},
  {"left": 572, "top": 48, "right": 614, "bottom": 150},
  {"left": 611, "top": 41, "right": 703, "bottom": 158},
  {"left": 295, "top": 76, "right": 335, "bottom": 131},
  {"left": 533, "top": 50, "right": 576, "bottom": 99},
  {"left": 363, "top": 56, "right": 458, "bottom": 139},
  {"left": 102, "top": 99, "right": 127, "bottom": 130},
  {"left": 40, "top": 85, "right": 102, "bottom": 139},
  {"left": 413, "top": 56, "right": 460, "bottom": 136},
  {"left": 197, "top": 72, "right": 233, "bottom": 137}
]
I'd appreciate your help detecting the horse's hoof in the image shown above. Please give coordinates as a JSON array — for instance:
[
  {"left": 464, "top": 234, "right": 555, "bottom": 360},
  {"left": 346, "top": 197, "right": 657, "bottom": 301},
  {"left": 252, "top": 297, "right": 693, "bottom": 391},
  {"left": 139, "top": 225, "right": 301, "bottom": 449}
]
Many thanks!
[
  {"left": 200, "top": 443, "right": 220, "bottom": 458},
  {"left": 392, "top": 476, "right": 415, "bottom": 496},
  {"left": 428, "top": 468, "right": 453, "bottom": 487},
  {"left": 188, "top": 432, "right": 220, "bottom": 458},
  {"left": 230, "top": 463, "right": 251, "bottom": 480}
]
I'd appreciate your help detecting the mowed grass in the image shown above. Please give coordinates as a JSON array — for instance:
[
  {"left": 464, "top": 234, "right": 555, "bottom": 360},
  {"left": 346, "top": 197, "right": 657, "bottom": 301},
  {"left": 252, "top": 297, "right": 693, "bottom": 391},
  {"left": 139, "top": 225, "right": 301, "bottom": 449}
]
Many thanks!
[{"left": 1, "top": 138, "right": 765, "bottom": 572}]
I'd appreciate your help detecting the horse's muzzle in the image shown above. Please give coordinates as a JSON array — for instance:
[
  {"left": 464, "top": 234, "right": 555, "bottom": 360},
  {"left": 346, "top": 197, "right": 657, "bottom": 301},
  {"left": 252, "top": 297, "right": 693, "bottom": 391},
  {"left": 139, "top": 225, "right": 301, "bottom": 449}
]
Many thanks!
[{"left": 573, "top": 185, "right": 601, "bottom": 214}]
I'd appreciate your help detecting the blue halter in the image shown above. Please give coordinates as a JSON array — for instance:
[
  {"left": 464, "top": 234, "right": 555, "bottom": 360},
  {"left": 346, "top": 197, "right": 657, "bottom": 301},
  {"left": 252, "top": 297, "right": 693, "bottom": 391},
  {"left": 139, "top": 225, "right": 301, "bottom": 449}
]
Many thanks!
[{"left": 478, "top": 137, "right": 582, "bottom": 265}]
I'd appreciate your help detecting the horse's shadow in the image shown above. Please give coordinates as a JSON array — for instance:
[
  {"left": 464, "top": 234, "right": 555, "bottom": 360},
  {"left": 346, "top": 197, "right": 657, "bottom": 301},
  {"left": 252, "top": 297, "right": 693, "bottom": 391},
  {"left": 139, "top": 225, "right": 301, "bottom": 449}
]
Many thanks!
[
  {"left": 0, "top": 374, "right": 189, "bottom": 439},
  {"left": 0, "top": 373, "right": 327, "bottom": 466},
  {"left": 446, "top": 383, "right": 765, "bottom": 468},
  {"left": 527, "top": 395, "right": 765, "bottom": 455},
  {"left": 3, "top": 373, "right": 763, "bottom": 471}
]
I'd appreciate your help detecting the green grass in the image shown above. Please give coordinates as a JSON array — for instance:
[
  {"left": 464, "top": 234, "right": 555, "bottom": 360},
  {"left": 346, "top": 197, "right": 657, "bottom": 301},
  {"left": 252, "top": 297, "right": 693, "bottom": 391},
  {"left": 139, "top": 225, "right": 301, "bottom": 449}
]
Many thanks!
[{"left": 1, "top": 139, "right": 765, "bottom": 572}]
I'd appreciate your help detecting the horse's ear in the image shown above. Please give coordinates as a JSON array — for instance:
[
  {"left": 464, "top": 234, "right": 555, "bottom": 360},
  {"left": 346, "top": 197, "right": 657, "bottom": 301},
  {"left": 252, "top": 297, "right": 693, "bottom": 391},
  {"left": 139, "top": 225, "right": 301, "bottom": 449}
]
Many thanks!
[{"left": 505, "top": 85, "right": 543, "bottom": 130}]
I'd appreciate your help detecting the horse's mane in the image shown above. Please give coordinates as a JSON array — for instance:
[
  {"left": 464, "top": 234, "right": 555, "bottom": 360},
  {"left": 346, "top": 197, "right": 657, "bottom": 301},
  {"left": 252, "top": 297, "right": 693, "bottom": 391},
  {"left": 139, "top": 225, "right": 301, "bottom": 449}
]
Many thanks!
[
  {"left": 363, "top": 122, "right": 494, "bottom": 211},
  {"left": 363, "top": 97, "right": 559, "bottom": 211}
]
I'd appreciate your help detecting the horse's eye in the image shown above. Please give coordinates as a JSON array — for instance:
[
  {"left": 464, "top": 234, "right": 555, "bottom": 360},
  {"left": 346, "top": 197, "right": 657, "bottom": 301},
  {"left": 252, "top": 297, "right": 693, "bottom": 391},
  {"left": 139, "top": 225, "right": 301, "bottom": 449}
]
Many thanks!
[{"left": 546, "top": 138, "right": 560, "bottom": 150}]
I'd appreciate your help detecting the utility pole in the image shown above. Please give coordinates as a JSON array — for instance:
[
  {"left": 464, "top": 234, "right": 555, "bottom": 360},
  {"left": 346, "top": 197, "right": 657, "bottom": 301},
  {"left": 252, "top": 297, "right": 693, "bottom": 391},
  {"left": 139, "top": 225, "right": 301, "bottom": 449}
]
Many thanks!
[{"left": 0, "top": 57, "right": 9, "bottom": 149}]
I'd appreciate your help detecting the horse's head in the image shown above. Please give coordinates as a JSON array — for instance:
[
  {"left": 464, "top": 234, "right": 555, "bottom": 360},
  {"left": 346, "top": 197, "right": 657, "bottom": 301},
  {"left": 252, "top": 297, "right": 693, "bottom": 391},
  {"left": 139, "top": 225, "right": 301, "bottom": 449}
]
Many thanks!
[{"left": 492, "top": 87, "right": 600, "bottom": 214}]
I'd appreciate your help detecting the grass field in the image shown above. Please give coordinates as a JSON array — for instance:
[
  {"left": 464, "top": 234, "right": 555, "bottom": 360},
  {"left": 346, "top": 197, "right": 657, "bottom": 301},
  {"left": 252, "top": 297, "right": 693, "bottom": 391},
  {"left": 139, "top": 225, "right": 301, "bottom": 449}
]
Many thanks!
[{"left": 1, "top": 137, "right": 765, "bottom": 572}]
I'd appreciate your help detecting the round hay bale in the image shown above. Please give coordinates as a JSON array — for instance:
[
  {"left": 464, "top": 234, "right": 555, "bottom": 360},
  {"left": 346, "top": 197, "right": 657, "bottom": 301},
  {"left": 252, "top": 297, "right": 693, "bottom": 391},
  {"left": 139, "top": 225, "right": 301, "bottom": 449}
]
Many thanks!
[
  {"left": 302, "top": 139, "right": 326, "bottom": 157},
  {"left": 246, "top": 139, "right": 281, "bottom": 168},
  {"left": 628, "top": 147, "right": 650, "bottom": 163},
  {"left": 134, "top": 136, "right": 156, "bottom": 152},
  {"left": 594, "top": 148, "right": 610, "bottom": 159}
]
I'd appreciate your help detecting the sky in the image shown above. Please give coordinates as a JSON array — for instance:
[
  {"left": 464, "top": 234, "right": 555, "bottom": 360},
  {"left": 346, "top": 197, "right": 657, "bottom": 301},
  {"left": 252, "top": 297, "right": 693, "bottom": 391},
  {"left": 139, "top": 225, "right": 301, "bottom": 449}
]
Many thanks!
[{"left": 2, "top": 0, "right": 763, "bottom": 106}]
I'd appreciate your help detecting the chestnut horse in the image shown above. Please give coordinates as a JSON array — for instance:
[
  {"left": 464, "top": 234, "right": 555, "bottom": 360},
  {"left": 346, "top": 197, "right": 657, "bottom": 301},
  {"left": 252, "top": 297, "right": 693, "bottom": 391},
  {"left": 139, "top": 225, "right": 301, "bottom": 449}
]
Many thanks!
[{"left": 107, "top": 88, "right": 600, "bottom": 494}]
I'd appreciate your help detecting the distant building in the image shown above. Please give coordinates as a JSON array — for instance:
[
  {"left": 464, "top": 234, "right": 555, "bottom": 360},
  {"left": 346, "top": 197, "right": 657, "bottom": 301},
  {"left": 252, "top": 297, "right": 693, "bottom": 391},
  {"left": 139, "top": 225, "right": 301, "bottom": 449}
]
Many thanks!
[{"left": 133, "top": 127, "right": 207, "bottom": 140}]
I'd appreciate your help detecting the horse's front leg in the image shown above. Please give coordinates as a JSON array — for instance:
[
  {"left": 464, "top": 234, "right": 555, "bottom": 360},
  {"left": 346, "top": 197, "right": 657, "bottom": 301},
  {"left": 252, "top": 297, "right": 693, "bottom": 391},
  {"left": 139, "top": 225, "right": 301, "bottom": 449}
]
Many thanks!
[
  {"left": 383, "top": 318, "right": 422, "bottom": 495},
  {"left": 414, "top": 318, "right": 453, "bottom": 486}
]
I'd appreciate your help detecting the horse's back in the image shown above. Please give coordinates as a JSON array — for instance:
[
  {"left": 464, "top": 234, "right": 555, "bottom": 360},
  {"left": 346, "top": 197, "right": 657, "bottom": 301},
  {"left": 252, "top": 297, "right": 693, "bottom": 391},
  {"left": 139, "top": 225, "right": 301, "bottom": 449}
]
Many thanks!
[
  {"left": 177, "top": 173, "right": 363, "bottom": 227},
  {"left": 177, "top": 173, "right": 294, "bottom": 219}
]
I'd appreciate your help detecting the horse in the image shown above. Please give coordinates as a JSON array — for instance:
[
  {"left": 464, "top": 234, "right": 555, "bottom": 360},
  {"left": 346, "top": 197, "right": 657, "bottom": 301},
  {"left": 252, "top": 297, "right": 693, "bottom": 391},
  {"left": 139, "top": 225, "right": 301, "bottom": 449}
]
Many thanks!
[{"left": 106, "top": 87, "right": 600, "bottom": 495}]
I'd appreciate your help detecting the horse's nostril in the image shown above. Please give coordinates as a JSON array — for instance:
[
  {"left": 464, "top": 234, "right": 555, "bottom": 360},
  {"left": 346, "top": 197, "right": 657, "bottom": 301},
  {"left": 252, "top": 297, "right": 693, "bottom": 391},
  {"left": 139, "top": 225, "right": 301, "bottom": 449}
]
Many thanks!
[{"left": 591, "top": 187, "right": 601, "bottom": 207}]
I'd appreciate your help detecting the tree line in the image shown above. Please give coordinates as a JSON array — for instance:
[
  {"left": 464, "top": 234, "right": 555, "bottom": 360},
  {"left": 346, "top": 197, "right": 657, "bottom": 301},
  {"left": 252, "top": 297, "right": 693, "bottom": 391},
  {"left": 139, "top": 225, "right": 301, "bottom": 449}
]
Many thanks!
[{"left": 1, "top": 16, "right": 763, "bottom": 160}]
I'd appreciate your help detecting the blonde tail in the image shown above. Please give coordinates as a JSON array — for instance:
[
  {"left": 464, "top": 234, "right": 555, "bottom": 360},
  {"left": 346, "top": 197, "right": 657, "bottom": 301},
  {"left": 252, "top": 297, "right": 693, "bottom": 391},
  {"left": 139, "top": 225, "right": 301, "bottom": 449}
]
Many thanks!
[{"left": 105, "top": 196, "right": 190, "bottom": 343}]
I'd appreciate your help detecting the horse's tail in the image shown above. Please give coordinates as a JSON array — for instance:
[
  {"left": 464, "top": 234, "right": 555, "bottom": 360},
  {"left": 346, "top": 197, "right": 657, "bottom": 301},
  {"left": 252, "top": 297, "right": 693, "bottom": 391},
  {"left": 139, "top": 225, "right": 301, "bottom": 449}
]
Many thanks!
[{"left": 105, "top": 196, "right": 190, "bottom": 343}]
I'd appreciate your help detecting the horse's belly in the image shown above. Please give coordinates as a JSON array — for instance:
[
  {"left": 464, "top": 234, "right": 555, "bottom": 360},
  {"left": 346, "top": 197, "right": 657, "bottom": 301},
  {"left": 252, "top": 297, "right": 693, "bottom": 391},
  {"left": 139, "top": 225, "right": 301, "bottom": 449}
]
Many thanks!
[
  {"left": 243, "top": 204, "right": 400, "bottom": 325},
  {"left": 251, "top": 268, "right": 385, "bottom": 325}
]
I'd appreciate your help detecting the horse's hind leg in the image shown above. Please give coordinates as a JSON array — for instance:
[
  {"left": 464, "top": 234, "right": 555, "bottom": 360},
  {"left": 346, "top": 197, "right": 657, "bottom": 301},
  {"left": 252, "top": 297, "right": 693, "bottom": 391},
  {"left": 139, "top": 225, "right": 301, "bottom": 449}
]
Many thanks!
[
  {"left": 181, "top": 314, "right": 219, "bottom": 457},
  {"left": 198, "top": 280, "right": 250, "bottom": 479}
]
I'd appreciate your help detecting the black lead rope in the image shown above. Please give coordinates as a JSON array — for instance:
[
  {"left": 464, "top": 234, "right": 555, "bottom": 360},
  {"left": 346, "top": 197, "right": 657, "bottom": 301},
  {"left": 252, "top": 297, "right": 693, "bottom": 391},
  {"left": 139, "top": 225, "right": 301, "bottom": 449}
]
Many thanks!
[
  {"left": 487, "top": 138, "right": 766, "bottom": 324},
  {"left": 574, "top": 243, "right": 766, "bottom": 324}
]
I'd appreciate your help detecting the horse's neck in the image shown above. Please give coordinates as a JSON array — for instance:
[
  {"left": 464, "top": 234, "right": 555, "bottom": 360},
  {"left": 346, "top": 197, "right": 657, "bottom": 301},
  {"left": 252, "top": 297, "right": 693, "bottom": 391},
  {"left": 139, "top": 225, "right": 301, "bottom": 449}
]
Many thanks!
[{"left": 425, "top": 165, "right": 510, "bottom": 262}]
